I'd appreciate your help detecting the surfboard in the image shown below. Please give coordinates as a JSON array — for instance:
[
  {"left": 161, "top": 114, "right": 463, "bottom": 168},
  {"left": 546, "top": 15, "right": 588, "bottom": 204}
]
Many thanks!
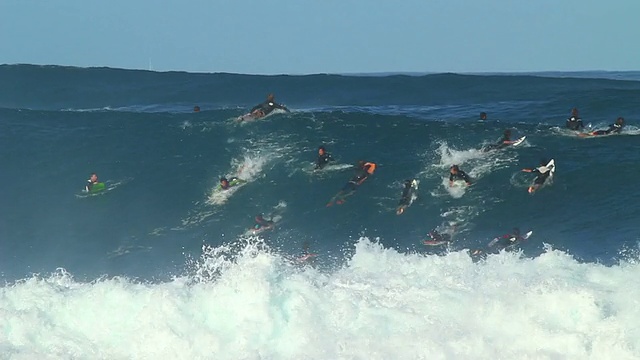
[
  {"left": 547, "top": 159, "right": 555, "bottom": 175},
  {"left": 235, "top": 112, "right": 261, "bottom": 123},
  {"left": 512, "top": 136, "right": 526, "bottom": 146},
  {"left": 297, "top": 253, "right": 318, "bottom": 262},
  {"left": 423, "top": 240, "right": 448, "bottom": 246},
  {"left": 86, "top": 182, "right": 105, "bottom": 193}
]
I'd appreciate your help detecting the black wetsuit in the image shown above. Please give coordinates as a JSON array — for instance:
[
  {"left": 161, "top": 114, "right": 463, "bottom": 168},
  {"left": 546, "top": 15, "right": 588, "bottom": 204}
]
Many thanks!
[
  {"left": 566, "top": 116, "right": 584, "bottom": 131},
  {"left": 398, "top": 181, "right": 413, "bottom": 206},
  {"left": 250, "top": 100, "right": 289, "bottom": 116},
  {"left": 315, "top": 153, "right": 333, "bottom": 169},
  {"left": 485, "top": 134, "right": 511, "bottom": 151},
  {"left": 341, "top": 167, "right": 370, "bottom": 192},
  {"left": 493, "top": 232, "right": 524, "bottom": 250},
  {"left": 531, "top": 166, "right": 553, "bottom": 185},
  {"left": 449, "top": 170, "right": 471, "bottom": 184},
  {"left": 429, "top": 231, "right": 451, "bottom": 243},
  {"left": 593, "top": 123, "right": 623, "bottom": 136},
  {"left": 85, "top": 180, "right": 96, "bottom": 192}
]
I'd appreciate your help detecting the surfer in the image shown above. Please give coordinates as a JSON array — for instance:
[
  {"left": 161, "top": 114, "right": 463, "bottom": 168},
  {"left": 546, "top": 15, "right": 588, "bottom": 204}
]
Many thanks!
[
  {"left": 480, "top": 112, "right": 487, "bottom": 120},
  {"left": 449, "top": 165, "right": 472, "bottom": 186},
  {"left": 314, "top": 146, "right": 334, "bottom": 170},
  {"left": 85, "top": 173, "right": 100, "bottom": 192},
  {"left": 253, "top": 214, "right": 275, "bottom": 232},
  {"left": 193, "top": 105, "right": 200, "bottom": 112},
  {"left": 396, "top": 179, "right": 416, "bottom": 215},
  {"left": 483, "top": 129, "right": 518, "bottom": 151},
  {"left": 582, "top": 117, "right": 625, "bottom": 137},
  {"left": 298, "top": 241, "right": 318, "bottom": 263},
  {"left": 472, "top": 228, "right": 529, "bottom": 256},
  {"left": 522, "top": 159, "right": 554, "bottom": 193},
  {"left": 566, "top": 108, "right": 584, "bottom": 131},
  {"left": 327, "top": 160, "right": 376, "bottom": 206},
  {"left": 423, "top": 223, "right": 456, "bottom": 246},
  {"left": 219, "top": 177, "right": 245, "bottom": 191},
  {"left": 425, "top": 229, "right": 452, "bottom": 244},
  {"left": 250, "top": 93, "right": 290, "bottom": 118}
]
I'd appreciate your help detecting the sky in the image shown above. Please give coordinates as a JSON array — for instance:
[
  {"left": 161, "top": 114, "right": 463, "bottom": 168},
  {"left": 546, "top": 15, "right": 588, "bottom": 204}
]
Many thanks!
[{"left": 1, "top": 0, "right": 639, "bottom": 75}]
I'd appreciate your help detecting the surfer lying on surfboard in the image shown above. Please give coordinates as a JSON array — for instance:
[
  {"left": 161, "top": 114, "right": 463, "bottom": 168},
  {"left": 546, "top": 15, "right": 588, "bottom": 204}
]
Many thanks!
[
  {"left": 326, "top": 160, "right": 376, "bottom": 206},
  {"left": 471, "top": 228, "right": 532, "bottom": 256},
  {"left": 250, "top": 93, "right": 290, "bottom": 119},
  {"left": 522, "top": 159, "right": 554, "bottom": 193},
  {"left": 423, "top": 223, "right": 456, "bottom": 246},
  {"left": 218, "top": 177, "right": 245, "bottom": 191},
  {"left": 396, "top": 179, "right": 417, "bottom": 215},
  {"left": 579, "top": 117, "right": 625, "bottom": 137},
  {"left": 483, "top": 129, "right": 521, "bottom": 151},
  {"left": 423, "top": 230, "right": 452, "bottom": 246},
  {"left": 297, "top": 241, "right": 318, "bottom": 263}
]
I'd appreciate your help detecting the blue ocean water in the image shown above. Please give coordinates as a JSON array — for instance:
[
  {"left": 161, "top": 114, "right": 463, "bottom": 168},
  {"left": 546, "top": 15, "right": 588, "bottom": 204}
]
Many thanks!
[{"left": 1, "top": 64, "right": 640, "bottom": 358}]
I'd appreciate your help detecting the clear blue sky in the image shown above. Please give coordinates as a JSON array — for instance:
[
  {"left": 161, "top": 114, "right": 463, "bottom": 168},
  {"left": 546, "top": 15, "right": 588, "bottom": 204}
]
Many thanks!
[{"left": 1, "top": 0, "right": 639, "bottom": 74}]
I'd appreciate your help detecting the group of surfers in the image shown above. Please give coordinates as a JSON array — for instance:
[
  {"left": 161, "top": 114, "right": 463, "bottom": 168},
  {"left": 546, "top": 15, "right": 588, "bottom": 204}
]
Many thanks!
[{"left": 85, "top": 98, "right": 630, "bottom": 260}]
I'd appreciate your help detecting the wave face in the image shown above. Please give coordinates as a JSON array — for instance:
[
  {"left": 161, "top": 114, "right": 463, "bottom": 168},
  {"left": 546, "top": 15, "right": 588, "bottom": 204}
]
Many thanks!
[{"left": 1, "top": 64, "right": 640, "bottom": 358}]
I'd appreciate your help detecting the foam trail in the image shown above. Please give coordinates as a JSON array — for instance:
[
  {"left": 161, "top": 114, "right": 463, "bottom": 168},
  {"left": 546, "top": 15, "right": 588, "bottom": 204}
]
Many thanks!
[{"left": 207, "top": 153, "right": 270, "bottom": 205}]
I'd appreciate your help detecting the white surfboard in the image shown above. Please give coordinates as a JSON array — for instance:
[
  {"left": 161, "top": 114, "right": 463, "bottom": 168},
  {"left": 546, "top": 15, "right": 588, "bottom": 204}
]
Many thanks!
[
  {"left": 512, "top": 136, "right": 526, "bottom": 146},
  {"left": 546, "top": 159, "right": 555, "bottom": 176}
]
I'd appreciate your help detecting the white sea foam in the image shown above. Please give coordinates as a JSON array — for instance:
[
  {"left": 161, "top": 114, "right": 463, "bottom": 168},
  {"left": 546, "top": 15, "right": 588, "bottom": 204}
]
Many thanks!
[{"left": 1, "top": 238, "right": 639, "bottom": 359}]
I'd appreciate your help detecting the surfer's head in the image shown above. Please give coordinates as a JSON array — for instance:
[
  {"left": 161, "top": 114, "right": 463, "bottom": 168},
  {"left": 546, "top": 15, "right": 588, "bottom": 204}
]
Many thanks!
[
  {"left": 571, "top": 108, "right": 579, "bottom": 116},
  {"left": 219, "top": 177, "right": 229, "bottom": 188},
  {"left": 193, "top": 105, "right": 200, "bottom": 112},
  {"left": 616, "top": 117, "right": 624, "bottom": 125},
  {"left": 267, "top": 93, "right": 275, "bottom": 101},
  {"left": 318, "top": 146, "right": 326, "bottom": 155},
  {"left": 450, "top": 165, "right": 459, "bottom": 173},
  {"left": 480, "top": 112, "right": 487, "bottom": 120}
]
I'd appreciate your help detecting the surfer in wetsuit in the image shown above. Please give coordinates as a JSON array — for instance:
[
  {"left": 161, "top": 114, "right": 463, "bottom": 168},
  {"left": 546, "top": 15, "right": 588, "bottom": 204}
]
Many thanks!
[
  {"left": 253, "top": 214, "right": 275, "bottom": 231},
  {"left": 566, "top": 108, "right": 584, "bottom": 131},
  {"left": 85, "top": 173, "right": 99, "bottom": 192},
  {"left": 298, "top": 241, "right": 318, "bottom": 263},
  {"left": 483, "top": 129, "right": 518, "bottom": 151},
  {"left": 522, "top": 159, "right": 554, "bottom": 193},
  {"left": 449, "top": 165, "right": 472, "bottom": 186},
  {"left": 327, "top": 160, "right": 376, "bottom": 206},
  {"left": 584, "top": 117, "right": 625, "bottom": 136},
  {"left": 423, "top": 223, "right": 456, "bottom": 245},
  {"left": 314, "top": 146, "right": 334, "bottom": 170},
  {"left": 427, "top": 230, "right": 451, "bottom": 243},
  {"left": 396, "top": 179, "right": 416, "bottom": 215},
  {"left": 250, "top": 93, "right": 290, "bottom": 118},
  {"left": 219, "top": 177, "right": 245, "bottom": 190},
  {"left": 471, "top": 228, "right": 526, "bottom": 256}
]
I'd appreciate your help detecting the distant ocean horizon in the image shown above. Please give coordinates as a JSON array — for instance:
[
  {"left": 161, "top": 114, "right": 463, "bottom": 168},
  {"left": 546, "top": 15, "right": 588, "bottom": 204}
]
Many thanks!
[
  {"left": 3, "top": 62, "right": 640, "bottom": 79},
  {"left": 1, "top": 63, "right": 639, "bottom": 359}
]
